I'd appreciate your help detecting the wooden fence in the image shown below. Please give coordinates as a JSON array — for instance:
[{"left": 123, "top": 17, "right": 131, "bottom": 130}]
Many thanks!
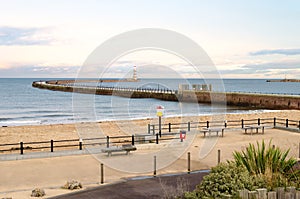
[{"left": 236, "top": 187, "right": 300, "bottom": 199}]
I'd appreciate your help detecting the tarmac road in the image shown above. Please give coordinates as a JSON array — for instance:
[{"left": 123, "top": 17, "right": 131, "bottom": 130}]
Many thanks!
[{"left": 50, "top": 171, "right": 209, "bottom": 199}]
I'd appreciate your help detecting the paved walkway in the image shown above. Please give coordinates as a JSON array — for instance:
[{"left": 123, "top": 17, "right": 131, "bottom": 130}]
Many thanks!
[{"left": 50, "top": 171, "right": 209, "bottom": 199}]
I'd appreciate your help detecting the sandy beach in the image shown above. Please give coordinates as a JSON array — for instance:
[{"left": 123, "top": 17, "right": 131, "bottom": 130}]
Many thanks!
[
  {"left": 1, "top": 110, "right": 299, "bottom": 144},
  {"left": 0, "top": 110, "right": 300, "bottom": 198}
]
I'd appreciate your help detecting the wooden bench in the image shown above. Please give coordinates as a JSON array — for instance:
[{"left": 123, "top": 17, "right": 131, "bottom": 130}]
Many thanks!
[
  {"left": 101, "top": 144, "right": 137, "bottom": 156},
  {"left": 200, "top": 127, "right": 225, "bottom": 137},
  {"left": 242, "top": 125, "right": 264, "bottom": 135}
]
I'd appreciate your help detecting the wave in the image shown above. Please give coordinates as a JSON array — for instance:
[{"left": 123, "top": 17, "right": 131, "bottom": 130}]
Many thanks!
[{"left": 0, "top": 120, "right": 42, "bottom": 126}]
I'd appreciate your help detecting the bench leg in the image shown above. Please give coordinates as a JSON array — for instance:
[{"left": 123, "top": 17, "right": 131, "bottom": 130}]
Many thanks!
[
  {"left": 221, "top": 130, "right": 224, "bottom": 137},
  {"left": 203, "top": 132, "right": 206, "bottom": 137},
  {"left": 262, "top": 127, "right": 264, "bottom": 134},
  {"left": 126, "top": 151, "right": 129, "bottom": 155},
  {"left": 108, "top": 152, "right": 111, "bottom": 157}
]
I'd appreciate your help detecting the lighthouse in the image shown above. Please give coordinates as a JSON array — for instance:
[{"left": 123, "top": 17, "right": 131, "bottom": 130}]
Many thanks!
[{"left": 133, "top": 66, "right": 138, "bottom": 81}]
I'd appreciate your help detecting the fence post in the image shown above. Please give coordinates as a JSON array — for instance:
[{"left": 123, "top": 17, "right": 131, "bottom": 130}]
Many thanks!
[
  {"left": 275, "top": 187, "right": 285, "bottom": 199},
  {"left": 267, "top": 192, "right": 276, "bottom": 199},
  {"left": 206, "top": 121, "right": 209, "bottom": 128},
  {"left": 286, "top": 119, "right": 289, "bottom": 128},
  {"left": 51, "top": 140, "right": 54, "bottom": 152},
  {"left": 153, "top": 155, "right": 157, "bottom": 177},
  {"left": 100, "top": 163, "right": 104, "bottom": 184},
  {"left": 152, "top": 125, "right": 155, "bottom": 135},
  {"left": 148, "top": 124, "right": 150, "bottom": 134},
  {"left": 256, "top": 188, "right": 267, "bottom": 199},
  {"left": 188, "top": 122, "right": 191, "bottom": 131},
  {"left": 106, "top": 136, "right": 109, "bottom": 148},
  {"left": 258, "top": 118, "right": 260, "bottom": 126},
  {"left": 168, "top": 123, "right": 171, "bottom": 132},
  {"left": 156, "top": 133, "right": 159, "bottom": 144},
  {"left": 20, "top": 142, "right": 23, "bottom": 155},
  {"left": 131, "top": 135, "right": 135, "bottom": 146},
  {"left": 159, "top": 116, "right": 162, "bottom": 137},
  {"left": 274, "top": 117, "right": 276, "bottom": 127},
  {"left": 217, "top": 149, "right": 221, "bottom": 164},
  {"left": 248, "top": 191, "right": 258, "bottom": 199},
  {"left": 79, "top": 139, "right": 82, "bottom": 150},
  {"left": 241, "top": 119, "right": 244, "bottom": 128},
  {"left": 187, "top": 152, "right": 191, "bottom": 174}
]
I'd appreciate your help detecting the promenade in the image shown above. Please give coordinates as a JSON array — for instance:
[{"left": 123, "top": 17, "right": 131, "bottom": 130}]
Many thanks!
[{"left": 1, "top": 127, "right": 299, "bottom": 199}]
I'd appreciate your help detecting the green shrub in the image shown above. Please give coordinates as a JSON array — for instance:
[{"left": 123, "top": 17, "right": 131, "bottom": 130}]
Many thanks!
[
  {"left": 184, "top": 141, "right": 300, "bottom": 198},
  {"left": 185, "top": 162, "right": 254, "bottom": 198}
]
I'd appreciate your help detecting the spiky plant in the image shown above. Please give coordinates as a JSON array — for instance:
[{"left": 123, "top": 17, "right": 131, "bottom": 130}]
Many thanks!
[{"left": 233, "top": 140, "right": 298, "bottom": 189}]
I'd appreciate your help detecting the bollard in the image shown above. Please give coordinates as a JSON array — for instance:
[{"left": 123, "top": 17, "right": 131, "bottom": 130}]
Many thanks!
[
  {"left": 20, "top": 142, "right": 24, "bottom": 155},
  {"left": 79, "top": 139, "right": 82, "bottom": 150},
  {"left": 274, "top": 117, "right": 276, "bottom": 127},
  {"left": 286, "top": 119, "right": 289, "bottom": 128},
  {"left": 258, "top": 118, "right": 260, "bottom": 126},
  {"left": 217, "top": 149, "right": 221, "bottom": 164},
  {"left": 51, "top": 140, "right": 54, "bottom": 152},
  {"left": 206, "top": 121, "right": 209, "bottom": 128},
  {"left": 131, "top": 135, "right": 135, "bottom": 146},
  {"left": 106, "top": 136, "right": 109, "bottom": 148},
  {"left": 153, "top": 156, "right": 157, "bottom": 177},
  {"left": 187, "top": 152, "right": 191, "bottom": 174},
  {"left": 241, "top": 119, "right": 244, "bottom": 128},
  {"left": 188, "top": 122, "right": 191, "bottom": 131},
  {"left": 168, "top": 123, "right": 171, "bottom": 132},
  {"left": 100, "top": 163, "right": 104, "bottom": 184},
  {"left": 156, "top": 133, "right": 159, "bottom": 144}
]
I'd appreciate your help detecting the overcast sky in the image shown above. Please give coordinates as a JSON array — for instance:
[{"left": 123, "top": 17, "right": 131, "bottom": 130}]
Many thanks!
[{"left": 0, "top": 0, "right": 299, "bottom": 78}]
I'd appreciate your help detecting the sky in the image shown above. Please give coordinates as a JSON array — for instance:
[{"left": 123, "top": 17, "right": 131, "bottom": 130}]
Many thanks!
[{"left": 0, "top": 0, "right": 300, "bottom": 78}]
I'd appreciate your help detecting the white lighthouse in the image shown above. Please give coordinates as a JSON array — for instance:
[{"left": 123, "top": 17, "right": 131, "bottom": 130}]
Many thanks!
[{"left": 133, "top": 66, "right": 138, "bottom": 81}]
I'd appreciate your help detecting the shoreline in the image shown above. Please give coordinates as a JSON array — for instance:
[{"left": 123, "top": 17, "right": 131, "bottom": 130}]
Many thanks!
[{"left": 0, "top": 108, "right": 282, "bottom": 128}]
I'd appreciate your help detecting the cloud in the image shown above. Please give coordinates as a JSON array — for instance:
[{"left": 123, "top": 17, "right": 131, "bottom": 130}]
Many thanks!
[
  {"left": 250, "top": 48, "right": 300, "bottom": 56},
  {"left": 0, "top": 26, "right": 53, "bottom": 46},
  {"left": 0, "top": 65, "right": 80, "bottom": 77},
  {"left": 241, "top": 62, "right": 300, "bottom": 70},
  {"left": 211, "top": 61, "right": 300, "bottom": 78}
]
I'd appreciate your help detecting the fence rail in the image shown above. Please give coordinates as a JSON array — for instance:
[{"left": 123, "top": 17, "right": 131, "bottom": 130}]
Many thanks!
[
  {"left": 1, "top": 118, "right": 299, "bottom": 156},
  {"left": 147, "top": 117, "right": 300, "bottom": 134}
]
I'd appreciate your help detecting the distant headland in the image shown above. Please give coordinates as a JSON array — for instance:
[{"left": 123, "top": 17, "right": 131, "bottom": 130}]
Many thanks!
[{"left": 266, "top": 79, "right": 300, "bottom": 82}]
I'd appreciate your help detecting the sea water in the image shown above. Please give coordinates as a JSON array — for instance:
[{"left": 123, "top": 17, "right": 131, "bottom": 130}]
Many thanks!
[{"left": 0, "top": 78, "right": 299, "bottom": 126}]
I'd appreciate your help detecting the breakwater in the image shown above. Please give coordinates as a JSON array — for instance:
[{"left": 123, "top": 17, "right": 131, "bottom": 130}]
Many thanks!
[{"left": 32, "top": 81, "right": 300, "bottom": 110}]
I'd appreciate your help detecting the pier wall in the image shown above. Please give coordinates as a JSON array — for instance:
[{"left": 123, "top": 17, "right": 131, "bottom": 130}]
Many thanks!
[{"left": 32, "top": 81, "right": 300, "bottom": 110}]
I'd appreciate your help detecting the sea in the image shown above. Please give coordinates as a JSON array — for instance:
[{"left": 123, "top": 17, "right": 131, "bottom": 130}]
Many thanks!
[{"left": 0, "top": 78, "right": 299, "bottom": 126}]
